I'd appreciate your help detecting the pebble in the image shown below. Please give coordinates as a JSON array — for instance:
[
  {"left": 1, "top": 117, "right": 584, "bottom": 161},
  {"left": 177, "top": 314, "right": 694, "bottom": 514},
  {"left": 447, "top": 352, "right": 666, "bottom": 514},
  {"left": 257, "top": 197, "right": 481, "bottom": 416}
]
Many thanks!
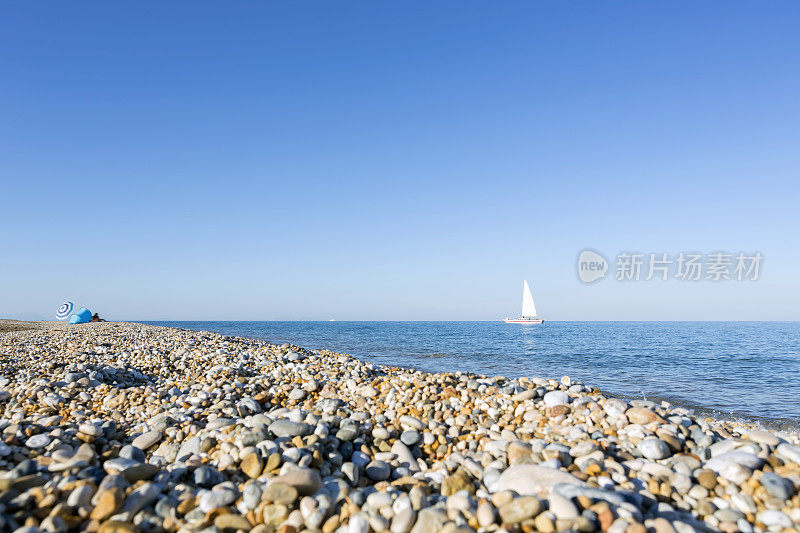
[
  {"left": 79, "top": 423, "right": 103, "bottom": 437},
  {"left": 691, "top": 470, "right": 715, "bottom": 491},
  {"left": 131, "top": 430, "right": 161, "bottom": 450},
  {"left": 746, "top": 429, "right": 780, "bottom": 446},
  {"left": 706, "top": 450, "right": 764, "bottom": 472},
  {"left": 731, "top": 493, "right": 757, "bottom": 514},
  {"left": 477, "top": 501, "right": 497, "bottom": 527},
  {"left": 760, "top": 472, "right": 794, "bottom": 500},
  {"left": 67, "top": 484, "right": 95, "bottom": 507},
  {"left": 626, "top": 407, "right": 663, "bottom": 425},
  {"left": 242, "top": 483, "right": 262, "bottom": 509},
  {"left": 263, "top": 503, "right": 289, "bottom": 526},
  {"left": 215, "top": 514, "right": 253, "bottom": 531},
  {"left": 776, "top": 442, "right": 800, "bottom": 464},
  {"left": 241, "top": 451, "right": 264, "bottom": 478},
  {"left": 199, "top": 487, "right": 237, "bottom": 512},
  {"left": 400, "top": 430, "right": 420, "bottom": 446},
  {"left": 548, "top": 493, "right": 578, "bottom": 519},
  {"left": 90, "top": 487, "right": 125, "bottom": 520},
  {"left": 391, "top": 440, "right": 420, "bottom": 472},
  {"left": 122, "top": 482, "right": 160, "bottom": 515},
  {"left": 498, "top": 496, "right": 542, "bottom": 523},
  {"left": 638, "top": 438, "right": 671, "bottom": 460},
  {"left": 97, "top": 521, "right": 138, "bottom": 533},
  {"left": 121, "top": 462, "right": 158, "bottom": 482},
  {"left": 348, "top": 514, "right": 369, "bottom": 533},
  {"left": 271, "top": 467, "right": 321, "bottom": 495},
  {"left": 264, "top": 482, "right": 298, "bottom": 504},
  {"left": 177, "top": 436, "right": 201, "bottom": 459},
  {"left": 399, "top": 415, "right": 425, "bottom": 430},
  {"left": 534, "top": 513, "right": 556, "bottom": 532},
  {"left": 269, "top": 419, "right": 313, "bottom": 438},
  {"left": 372, "top": 427, "right": 390, "bottom": 440},
  {"left": 365, "top": 460, "right": 391, "bottom": 481},
  {"left": 441, "top": 471, "right": 472, "bottom": 495},
  {"left": 25, "top": 434, "right": 51, "bottom": 449},
  {"left": 757, "top": 509, "right": 793, "bottom": 528},
  {"left": 553, "top": 484, "right": 637, "bottom": 507},
  {"left": 495, "top": 464, "right": 583, "bottom": 497},
  {"left": 391, "top": 497, "right": 416, "bottom": 533},
  {"left": 543, "top": 390, "right": 569, "bottom": 407}
]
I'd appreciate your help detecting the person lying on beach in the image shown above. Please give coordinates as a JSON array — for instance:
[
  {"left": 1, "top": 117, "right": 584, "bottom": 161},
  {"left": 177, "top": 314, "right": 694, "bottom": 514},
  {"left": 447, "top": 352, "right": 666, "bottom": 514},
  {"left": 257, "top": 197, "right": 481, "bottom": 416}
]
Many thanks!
[{"left": 91, "top": 313, "right": 106, "bottom": 322}]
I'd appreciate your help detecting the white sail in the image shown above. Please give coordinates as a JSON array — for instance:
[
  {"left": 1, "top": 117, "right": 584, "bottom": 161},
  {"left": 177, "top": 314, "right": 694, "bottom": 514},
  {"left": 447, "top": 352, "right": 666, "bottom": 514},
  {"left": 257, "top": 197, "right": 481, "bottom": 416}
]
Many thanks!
[{"left": 521, "top": 280, "right": 537, "bottom": 317}]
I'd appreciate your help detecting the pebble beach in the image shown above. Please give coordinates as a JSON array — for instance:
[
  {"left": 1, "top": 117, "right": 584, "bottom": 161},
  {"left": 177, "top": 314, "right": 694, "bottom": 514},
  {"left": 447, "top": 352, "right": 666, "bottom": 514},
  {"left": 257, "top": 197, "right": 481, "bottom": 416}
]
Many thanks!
[{"left": 1, "top": 323, "right": 799, "bottom": 533}]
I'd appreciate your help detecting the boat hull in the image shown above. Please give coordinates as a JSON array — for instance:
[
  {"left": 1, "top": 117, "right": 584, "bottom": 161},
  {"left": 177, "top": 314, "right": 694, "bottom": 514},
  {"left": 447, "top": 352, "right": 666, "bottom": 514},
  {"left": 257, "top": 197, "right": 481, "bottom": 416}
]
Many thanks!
[{"left": 504, "top": 317, "right": 544, "bottom": 324}]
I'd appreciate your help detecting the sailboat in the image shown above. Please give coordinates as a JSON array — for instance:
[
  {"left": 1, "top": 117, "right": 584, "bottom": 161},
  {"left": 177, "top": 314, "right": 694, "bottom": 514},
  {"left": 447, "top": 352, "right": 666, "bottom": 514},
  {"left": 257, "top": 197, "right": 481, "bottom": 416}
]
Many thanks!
[{"left": 504, "top": 280, "right": 544, "bottom": 324}]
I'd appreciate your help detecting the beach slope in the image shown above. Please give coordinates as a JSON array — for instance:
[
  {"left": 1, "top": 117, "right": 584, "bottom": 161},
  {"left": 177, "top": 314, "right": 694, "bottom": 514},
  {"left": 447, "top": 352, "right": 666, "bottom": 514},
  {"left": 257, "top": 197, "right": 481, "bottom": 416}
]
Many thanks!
[{"left": 1, "top": 322, "right": 798, "bottom": 532}]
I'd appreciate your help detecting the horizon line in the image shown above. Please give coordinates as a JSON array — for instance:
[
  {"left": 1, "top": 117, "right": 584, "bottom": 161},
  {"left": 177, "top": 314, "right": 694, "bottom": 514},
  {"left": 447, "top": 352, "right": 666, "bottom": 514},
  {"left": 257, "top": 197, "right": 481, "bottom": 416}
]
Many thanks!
[{"left": 133, "top": 319, "right": 800, "bottom": 323}]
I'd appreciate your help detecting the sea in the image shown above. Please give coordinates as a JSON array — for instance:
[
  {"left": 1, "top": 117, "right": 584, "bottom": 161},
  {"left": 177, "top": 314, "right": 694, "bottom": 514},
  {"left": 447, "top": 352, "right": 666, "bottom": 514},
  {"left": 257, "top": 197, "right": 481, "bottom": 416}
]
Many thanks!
[{"left": 145, "top": 321, "right": 800, "bottom": 430}]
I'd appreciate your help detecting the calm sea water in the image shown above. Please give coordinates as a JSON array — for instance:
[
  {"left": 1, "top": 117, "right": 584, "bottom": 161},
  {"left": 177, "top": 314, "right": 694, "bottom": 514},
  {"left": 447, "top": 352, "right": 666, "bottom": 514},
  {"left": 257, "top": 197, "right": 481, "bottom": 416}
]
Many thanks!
[{"left": 145, "top": 321, "right": 800, "bottom": 429}]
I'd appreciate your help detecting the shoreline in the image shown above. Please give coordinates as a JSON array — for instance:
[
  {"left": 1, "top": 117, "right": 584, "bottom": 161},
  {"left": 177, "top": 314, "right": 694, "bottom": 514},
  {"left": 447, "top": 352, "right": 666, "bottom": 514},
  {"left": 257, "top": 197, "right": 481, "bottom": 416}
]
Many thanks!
[
  {"left": 143, "top": 320, "right": 800, "bottom": 434},
  {"left": 182, "top": 323, "right": 800, "bottom": 437},
  {"left": 0, "top": 319, "right": 67, "bottom": 333},
  {"left": 1, "top": 321, "right": 799, "bottom": 532}
]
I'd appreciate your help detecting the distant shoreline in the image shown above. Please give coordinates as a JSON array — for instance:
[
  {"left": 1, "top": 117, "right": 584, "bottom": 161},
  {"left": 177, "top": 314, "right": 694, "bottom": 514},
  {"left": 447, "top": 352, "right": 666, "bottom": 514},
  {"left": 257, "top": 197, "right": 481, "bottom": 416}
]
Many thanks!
[{"left": 0, "top": 319, "right": 65, "bottom": 333}]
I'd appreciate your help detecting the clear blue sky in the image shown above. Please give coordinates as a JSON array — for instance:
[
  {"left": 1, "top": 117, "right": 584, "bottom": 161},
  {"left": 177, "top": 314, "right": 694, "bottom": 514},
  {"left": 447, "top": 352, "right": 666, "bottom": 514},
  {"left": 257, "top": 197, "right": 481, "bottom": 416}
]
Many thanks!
[{"left": 2, "top": 2, "right": 798, "bottom": 321}]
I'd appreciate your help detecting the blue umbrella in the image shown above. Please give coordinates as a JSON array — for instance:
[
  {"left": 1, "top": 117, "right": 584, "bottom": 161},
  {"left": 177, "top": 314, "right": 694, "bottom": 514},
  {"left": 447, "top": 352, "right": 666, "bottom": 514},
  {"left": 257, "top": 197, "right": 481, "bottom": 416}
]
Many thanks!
[{"left": 56, "top": 301, "right": 74, "bottom": 320}]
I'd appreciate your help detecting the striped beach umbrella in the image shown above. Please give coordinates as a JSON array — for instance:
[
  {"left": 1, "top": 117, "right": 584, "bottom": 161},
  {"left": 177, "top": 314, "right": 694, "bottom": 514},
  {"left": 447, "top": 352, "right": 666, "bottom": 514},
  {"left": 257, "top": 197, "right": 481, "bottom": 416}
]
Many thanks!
[{"left": 55, "top": 301, "right": 74, "bottom": 320}]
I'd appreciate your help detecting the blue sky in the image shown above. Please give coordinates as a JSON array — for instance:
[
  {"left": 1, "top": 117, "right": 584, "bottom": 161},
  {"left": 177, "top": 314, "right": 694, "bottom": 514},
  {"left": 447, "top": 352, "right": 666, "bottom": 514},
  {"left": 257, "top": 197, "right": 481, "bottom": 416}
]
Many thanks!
[{"left": 2, "top": 2, "right": 799, "bottom": 320}]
